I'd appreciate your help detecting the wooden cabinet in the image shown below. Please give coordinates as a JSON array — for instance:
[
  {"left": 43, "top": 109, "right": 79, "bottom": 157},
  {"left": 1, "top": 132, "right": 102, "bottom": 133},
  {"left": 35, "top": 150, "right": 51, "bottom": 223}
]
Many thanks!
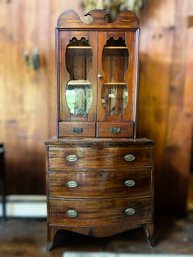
[
  {"left": 57, "top": 10, "right": 139, "bottom": 138},
  {"left": 46, "top": 9, "right": 154, "bottom": 250}
]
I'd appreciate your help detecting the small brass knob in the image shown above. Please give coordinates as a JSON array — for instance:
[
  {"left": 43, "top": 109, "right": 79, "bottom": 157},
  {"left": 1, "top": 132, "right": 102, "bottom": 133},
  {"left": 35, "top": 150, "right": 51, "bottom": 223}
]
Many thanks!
[
  {"left": 66, "top": 154, "right": 78, "bottom": 162},
  {"left": 66, "top": 209, "right": 78, "bottom": 218},
  {"left": 73, "top": 127, "right": 83, "bottom": 134},
  {"left": 110, "top": 127, "right": 121, "bottom": 134},
  {"left": 124, "top": 154, "right": 135, "bottom": 162},
  {"left": 125, "top": 208, "right": 135, "bottom": 216},
  {"left": 124, "top": 180, "right": 135, "bottom": 187},
  {"left": 66, "top": 181, "right": 79, "bottom": 188},
  {"left": 98, "top": 74, "right": 103, "bottom": 79}
]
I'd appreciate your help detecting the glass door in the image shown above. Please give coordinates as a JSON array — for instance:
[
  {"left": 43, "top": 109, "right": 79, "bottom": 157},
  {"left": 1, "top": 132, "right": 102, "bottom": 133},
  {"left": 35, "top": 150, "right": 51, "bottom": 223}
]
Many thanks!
[
  {"left": 101, "top": 37, "right": 129, "bottom": 120},
  {"left": 58, "top": 32, "right": 97, "bottom": 137},
  {"left": 97, "top": 32, "right": 138, "bottom": 137},
  {"left": 66, "top": 37, "right": 93, "bottom": 121}
]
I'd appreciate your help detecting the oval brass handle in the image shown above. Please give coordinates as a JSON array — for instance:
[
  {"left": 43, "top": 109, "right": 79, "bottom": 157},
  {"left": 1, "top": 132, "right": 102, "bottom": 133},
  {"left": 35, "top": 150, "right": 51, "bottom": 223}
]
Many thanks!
[
  {"left": 66, "top": 209, "right": 78, "bottom": 218},
  {"left": 98, "top": 74, "right": 103, "bottom": 79},
  {"left": 125, "top": 208, "right": 135, "bottom": 216},
  {"left": 124, "top": 154, "right": 135, "bottom": 162},
  {"left": 124, "top": 180, "right": 135, "bottom": 187},
  {"left": 66, "top": 181, "right": 79, "bottom": 188},
  {"left": 66, "top": 154, "right": 78, "bottom": 162}
]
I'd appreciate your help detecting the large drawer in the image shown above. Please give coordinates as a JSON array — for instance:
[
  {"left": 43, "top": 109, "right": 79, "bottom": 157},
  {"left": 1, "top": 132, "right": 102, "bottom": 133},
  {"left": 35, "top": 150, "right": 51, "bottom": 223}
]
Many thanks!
[
  {"left": 49, "top": 197, "right": 152, "bottom": 227},
  {"left": 48, "top": 146, "right": 152, "bottom": 170},
  {"left": 48, "top": 169, "right": 151, "bottom": 198}
]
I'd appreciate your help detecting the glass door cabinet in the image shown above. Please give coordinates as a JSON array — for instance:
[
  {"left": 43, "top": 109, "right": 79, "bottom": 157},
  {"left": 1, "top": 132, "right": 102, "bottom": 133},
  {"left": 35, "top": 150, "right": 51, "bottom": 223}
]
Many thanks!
[
  {"left": 57, "top": 10, "right": 139, "bottom": 138},
  {"left": 46, "top": 9, "right": 154, "bottom": 251}
]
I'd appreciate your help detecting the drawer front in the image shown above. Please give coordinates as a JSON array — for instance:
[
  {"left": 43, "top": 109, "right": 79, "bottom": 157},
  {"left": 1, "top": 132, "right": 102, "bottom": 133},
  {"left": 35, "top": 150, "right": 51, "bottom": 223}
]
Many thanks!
[
  {"left": 48, "top": 170, "right": 151, "bottom": 198},
  {"left": 49, "top": 197, "right": 152, "bottom": 227},
  {"left": 59, "top": 122, "right": 96, "bottom": 137},
  {"left": 98, "top": 122, "right": 134, "bottom": 138},
  {"left": 48, "top": 146, "right": 152, "bottom": 170}
]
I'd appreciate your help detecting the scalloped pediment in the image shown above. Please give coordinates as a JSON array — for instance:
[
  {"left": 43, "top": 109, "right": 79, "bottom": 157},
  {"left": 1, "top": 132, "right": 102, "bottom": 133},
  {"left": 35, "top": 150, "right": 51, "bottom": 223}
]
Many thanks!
[{"left": 57, "top": 9, "right": 139, "bottom": 29}]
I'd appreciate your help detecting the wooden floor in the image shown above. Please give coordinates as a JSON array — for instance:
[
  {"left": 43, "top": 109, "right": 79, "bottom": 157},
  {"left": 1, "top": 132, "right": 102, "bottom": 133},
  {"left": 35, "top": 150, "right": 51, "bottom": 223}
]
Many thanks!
[{"left": 0, "top": 213, "right": 193, "bottom": 257}]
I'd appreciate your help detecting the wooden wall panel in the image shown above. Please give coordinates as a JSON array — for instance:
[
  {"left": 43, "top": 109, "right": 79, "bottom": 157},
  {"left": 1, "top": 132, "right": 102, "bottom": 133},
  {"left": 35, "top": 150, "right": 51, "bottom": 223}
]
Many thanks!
[
  {"left": 140, "top": 0, "right": 176, "bottom": 27},
  {"left": 0, "top": 0, "right": 192, "bottom": 215},
  {"left": 138, "top": 27, "right": 174, "bottom": 211},
  {"left": 138, "top": 0, "right": 193, "bottom": 214},
  {"left": 0, "top": 0, "right": 81, "bottom": 194}
]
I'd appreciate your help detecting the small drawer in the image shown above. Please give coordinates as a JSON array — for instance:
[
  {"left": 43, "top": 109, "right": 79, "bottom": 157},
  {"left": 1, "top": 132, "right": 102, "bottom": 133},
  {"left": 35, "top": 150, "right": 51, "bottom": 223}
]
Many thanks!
[
  {"left": 59, "top": 122, "right": 96, "bottom": 137},
  {"left": 98, "top": 122, "right": 134, "bottom": 138},
  {"left": 48, "top": 146, "right": 152, "bottom": 170},
  {"left": 48, "top": 169, "right": 152, "bottom": 198},
  {"left": 49, "top": 197, "right": 152, "bottom": 227}
]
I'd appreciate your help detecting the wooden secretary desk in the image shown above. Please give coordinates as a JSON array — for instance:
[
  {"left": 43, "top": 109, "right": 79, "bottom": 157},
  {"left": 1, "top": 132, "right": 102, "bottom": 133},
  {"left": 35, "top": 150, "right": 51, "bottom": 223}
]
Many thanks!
[{"left": 46, "top": 9, "right": 154, "bottom": 251}]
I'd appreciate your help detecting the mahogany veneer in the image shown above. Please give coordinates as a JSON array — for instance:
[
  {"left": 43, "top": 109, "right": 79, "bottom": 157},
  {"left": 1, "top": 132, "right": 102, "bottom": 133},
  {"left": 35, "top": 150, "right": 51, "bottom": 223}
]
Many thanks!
[{"left": 46, "top": 9, "right": 155, "bottom": 251}]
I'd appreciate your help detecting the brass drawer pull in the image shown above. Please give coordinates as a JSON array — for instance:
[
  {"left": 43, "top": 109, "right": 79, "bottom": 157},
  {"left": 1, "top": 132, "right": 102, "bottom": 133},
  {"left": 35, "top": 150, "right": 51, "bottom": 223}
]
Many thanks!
[
  {"left": 66, "top": 154, "right": 78, "bottom": 162},
  {"left": 66, "top": 181, "right": 79, "bottom": 188},
  {"left": 110, "top": 127, "right": 121, "bottom": 134},
  {"left": 124, "top": 154, "right": 135, "bottom": 162},
  {"left": 125, "top": 208, "right": 135, "bottom": 216},
  {"left": 124, "top": 180, "right": 135, "bottom": 187},
  {"left": 73, "top": 127, "right": 83, "bottom": 134},
  {"left": 66, "top": 209, "right": 78, "bottom": 218}
]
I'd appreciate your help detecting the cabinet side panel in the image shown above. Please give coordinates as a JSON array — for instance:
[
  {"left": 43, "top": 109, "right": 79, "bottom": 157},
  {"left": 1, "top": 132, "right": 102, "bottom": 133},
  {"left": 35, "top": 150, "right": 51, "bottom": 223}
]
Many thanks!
[{"left": 124, "top": 30, "right": 139, "bottom": 125}]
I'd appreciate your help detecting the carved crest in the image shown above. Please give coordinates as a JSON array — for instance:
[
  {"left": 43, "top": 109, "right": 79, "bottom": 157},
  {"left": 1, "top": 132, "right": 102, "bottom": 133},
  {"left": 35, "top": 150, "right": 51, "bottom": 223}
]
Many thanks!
[{"left": 57, "top": 9, "right": 139, "bottom": 29}]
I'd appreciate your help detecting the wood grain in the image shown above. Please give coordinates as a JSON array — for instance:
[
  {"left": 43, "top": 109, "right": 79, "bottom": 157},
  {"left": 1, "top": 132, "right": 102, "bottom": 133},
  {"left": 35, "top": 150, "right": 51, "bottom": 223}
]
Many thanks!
[
  {"left": 47, "top": 223, "right": 147, "bottom": 241},
  {"left": 138, "top": 0, "right": 193, "bottom": 215},
  {"left": 48, "top": 144, "right": 152, "bottom": 170},
  {"left": 46, "top": 9, "right": 154, "bottom": 250},
  {"left": 0, "top": 0, "right": 82, "bottom": 195},
  {"left": 59, "top": 122, "right": 96, "bottom": 137},
  {"left": 48, "top": 197, "right": 152, "bottom": 227},
  {"left": 46, "top": 137, "right": 154, "bottom": 146},
  {"left": 57, "top": 9, "right": 139, "bottom": 29},
  {"left": 97, "top": 122, "right": 134, "bottom": 138},
  {"left": 48, "top": 169, "right": 152, "bottom": 198},
  {"left": 163, "top": 0, "right": 193, "bottom": 215}
]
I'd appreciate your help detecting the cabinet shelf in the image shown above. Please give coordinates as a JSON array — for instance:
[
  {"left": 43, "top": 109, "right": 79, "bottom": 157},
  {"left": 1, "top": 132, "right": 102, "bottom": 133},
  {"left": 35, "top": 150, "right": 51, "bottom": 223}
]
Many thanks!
[
  {"left": 103, "top": 82, "right": 127, "bottom": 86},
  {"left": 67, "top": 80, "right": 91, "bottom": 86},
  {"left": 67, "top": 46, "right": 92, "bottom": 49},
  {"left": 104, "top": 46, "right": 128, "bottom": 49},
  {"left": 67, "top": 46, "right": 128, "bottom": 50}
]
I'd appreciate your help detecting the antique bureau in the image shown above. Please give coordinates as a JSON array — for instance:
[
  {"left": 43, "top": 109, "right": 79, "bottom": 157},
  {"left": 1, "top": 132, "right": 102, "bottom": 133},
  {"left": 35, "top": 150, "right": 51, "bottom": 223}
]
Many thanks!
[{"left": 46, "top": 9, "right": 154, "bottom": 250}]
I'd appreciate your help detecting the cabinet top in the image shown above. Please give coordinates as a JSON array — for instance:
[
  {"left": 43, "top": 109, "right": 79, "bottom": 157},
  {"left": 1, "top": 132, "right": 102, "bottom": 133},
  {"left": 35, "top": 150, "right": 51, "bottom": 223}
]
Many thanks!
[
  {"left": 45, "top": 137, "right": 154, "bottom": 146},
  {"left": 57, "top": 9, "right": 139, "bottom": 30}
]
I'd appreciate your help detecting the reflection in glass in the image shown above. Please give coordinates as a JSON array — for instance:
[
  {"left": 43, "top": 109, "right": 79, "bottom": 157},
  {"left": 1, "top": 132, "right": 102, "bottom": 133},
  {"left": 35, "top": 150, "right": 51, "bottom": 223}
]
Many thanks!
[
  {"left": 66, "top": 81, "right": 92, "bottom": 117},
  {"left": 102, "top": 84, "right": 128, "bottom": 116}
]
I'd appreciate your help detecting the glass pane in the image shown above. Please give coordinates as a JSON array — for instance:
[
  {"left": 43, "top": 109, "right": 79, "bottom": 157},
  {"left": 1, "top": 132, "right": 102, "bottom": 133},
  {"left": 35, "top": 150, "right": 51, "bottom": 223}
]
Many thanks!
[
  {"left": 65, "top": 37, "right": 93, "bottom": 120},
  {"left": 102, "top": 84, "right": 128, "bottom": 116},
  {"left": 102, "top": 38, "right": 129, "bottom": 118},
  {"left": 66, "top": 81, "right": 92, "bottom": 117}
]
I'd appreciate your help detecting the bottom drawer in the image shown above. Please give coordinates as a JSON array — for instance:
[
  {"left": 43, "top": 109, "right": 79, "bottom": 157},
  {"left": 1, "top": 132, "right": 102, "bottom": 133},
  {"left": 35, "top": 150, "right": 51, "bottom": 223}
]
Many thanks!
[{"left": 49, "top": 197, "right": 152, "bottom": 227}]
